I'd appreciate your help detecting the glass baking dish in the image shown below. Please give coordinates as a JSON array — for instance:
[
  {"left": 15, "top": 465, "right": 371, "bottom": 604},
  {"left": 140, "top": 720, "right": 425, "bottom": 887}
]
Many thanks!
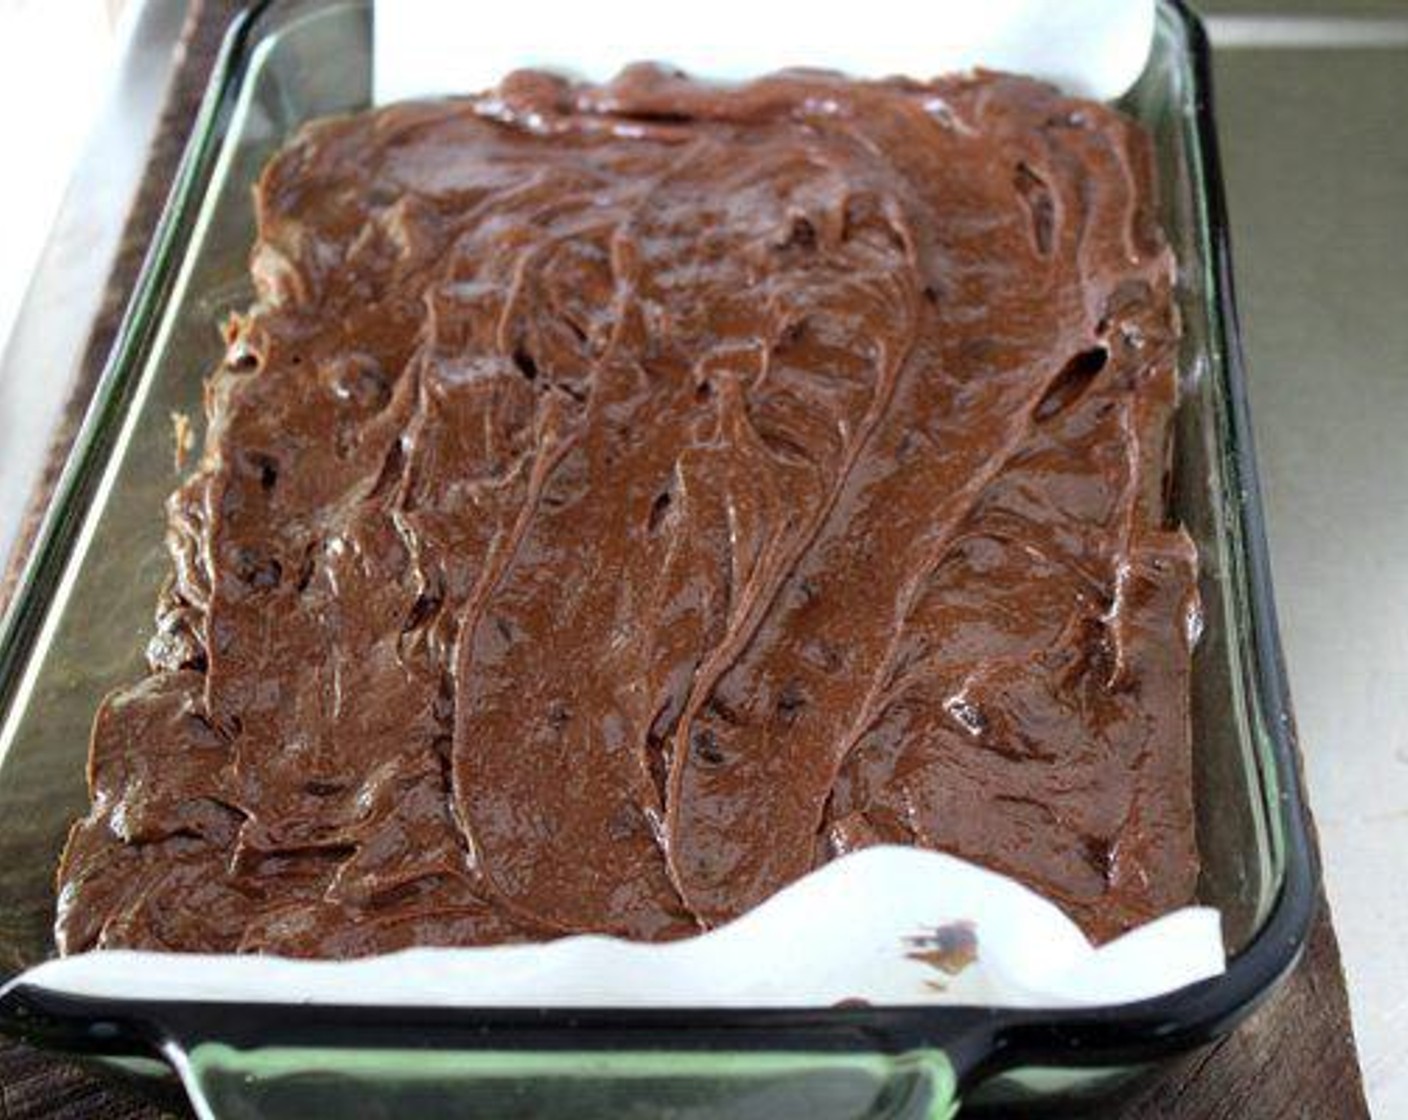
[{"left": 0, "top": 1, "right": 1316, "bottom": 1115}]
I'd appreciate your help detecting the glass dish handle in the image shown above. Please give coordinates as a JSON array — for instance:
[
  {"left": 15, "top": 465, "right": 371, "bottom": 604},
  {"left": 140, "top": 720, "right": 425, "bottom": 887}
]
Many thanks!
[{"left": 173, "top": 1041, "right": 960, "bottom": 1119}]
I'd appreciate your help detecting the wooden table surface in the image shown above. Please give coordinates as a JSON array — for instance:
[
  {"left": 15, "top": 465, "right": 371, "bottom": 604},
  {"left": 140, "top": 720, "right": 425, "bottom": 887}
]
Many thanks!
[{"left": 0, "top": 2, "right": 1370, "bottom": 1115}]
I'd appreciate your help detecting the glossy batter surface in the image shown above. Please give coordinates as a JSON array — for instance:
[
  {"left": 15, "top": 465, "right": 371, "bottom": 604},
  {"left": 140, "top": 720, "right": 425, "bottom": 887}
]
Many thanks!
[{"left": 56, "top": 67, "right": 1198, "bottom": 956}]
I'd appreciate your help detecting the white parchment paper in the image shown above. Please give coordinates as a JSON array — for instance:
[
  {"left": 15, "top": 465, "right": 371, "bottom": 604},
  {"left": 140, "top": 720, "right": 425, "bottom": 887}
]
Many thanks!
[
  {"left": 21, "top": 849, "right": 1223, "bottom": 1007},
  {"left": 374, "top": 0, "right": 1157, "bottom": 105}
]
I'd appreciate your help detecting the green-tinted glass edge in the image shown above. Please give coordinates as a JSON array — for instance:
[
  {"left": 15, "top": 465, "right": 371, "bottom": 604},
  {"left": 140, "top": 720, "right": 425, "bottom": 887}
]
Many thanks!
[
  {"left": 1167, "top": 4, "right": 1289, "bottom": 924},
  {"left": 175, "top": 1042, "right": 960, "bottom": 1120},
  {"left": 0, "top": 11, "right": 259, "bottom": 761}
]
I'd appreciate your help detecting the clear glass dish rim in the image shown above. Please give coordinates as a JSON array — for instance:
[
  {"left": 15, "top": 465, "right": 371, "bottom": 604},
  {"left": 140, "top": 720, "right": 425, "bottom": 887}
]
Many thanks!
[{"left": 0, "top": 0, "right": 1318, "bottom": 1089}]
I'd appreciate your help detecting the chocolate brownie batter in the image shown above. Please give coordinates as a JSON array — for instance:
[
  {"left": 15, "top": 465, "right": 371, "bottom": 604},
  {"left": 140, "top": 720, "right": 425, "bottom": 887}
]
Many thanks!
[{"left": 56, "top": 66, "right": 1198, "bottom": 957}]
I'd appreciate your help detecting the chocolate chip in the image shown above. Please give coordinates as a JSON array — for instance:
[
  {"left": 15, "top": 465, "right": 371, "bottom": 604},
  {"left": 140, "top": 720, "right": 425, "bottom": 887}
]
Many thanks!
[
  {"left": 225, "top": 341, "right": 262, "bottom": 373},
  {"left": 647, "top": 488, "right": 673, "bottom": 532},
  {"left": 1035, "top": 347, "right": 1108, "bottom": 422},
  {"left": 511, "top": 344, "right": 539, "bottom": 382},
  {"left": 236, "top": 450, "right": 280, "bottom": 492},
  {"left": 776, "top": 214, "right": 817, "bottom": 251},
  {"left": 775, "top": 679, "right": 807, "bottom": 725},
  {"left": 691, "top": 728, "right": 726, "bottom": 766},
  {"left": 230, "top": 546, "right": 282, "bottom": 592}
]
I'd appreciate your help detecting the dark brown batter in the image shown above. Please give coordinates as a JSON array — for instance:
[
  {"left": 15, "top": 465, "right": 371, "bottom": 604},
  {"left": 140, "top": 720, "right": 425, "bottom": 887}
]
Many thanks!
[{"left": 56, "top": 66, "right": 1199, "bottom": 957}]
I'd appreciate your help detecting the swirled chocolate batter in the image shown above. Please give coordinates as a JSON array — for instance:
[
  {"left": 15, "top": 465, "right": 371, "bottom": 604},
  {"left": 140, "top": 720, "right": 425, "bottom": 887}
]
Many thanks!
[{"left": 56, "top": 66, "right": 1199, "bottom": 957}]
